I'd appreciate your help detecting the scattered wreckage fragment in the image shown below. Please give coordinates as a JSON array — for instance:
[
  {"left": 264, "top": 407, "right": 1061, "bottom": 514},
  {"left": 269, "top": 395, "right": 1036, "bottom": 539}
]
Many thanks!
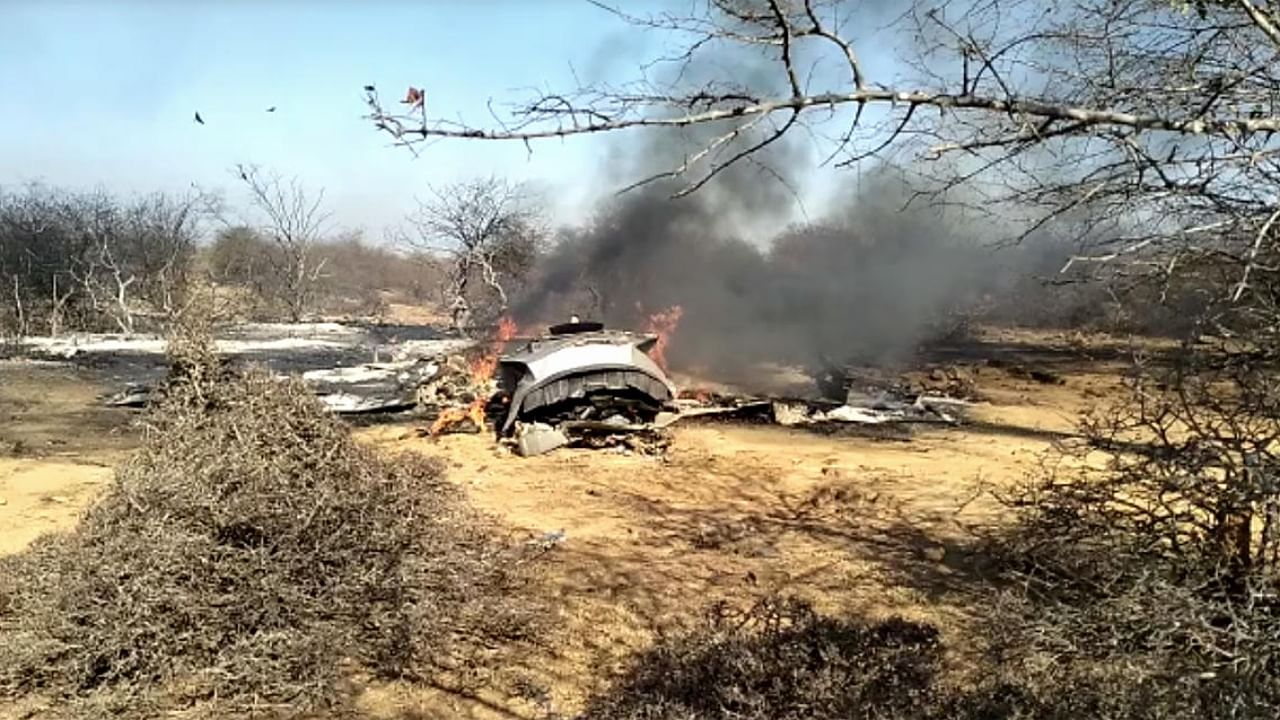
[
  {"left": 305, "top": 358, "right": 441, "bottom": 414},
  {"left": 89, "top": 318, "right": 978, "bottom": 457},
  {"left": 98, "top": 356, "right": 444, "bottom": 415},
  {"left": 765, "top": 394, "right": 967, "bottom": 440},
  {"left": 669, "top": 387, "right": 966, "bottom": 426}
]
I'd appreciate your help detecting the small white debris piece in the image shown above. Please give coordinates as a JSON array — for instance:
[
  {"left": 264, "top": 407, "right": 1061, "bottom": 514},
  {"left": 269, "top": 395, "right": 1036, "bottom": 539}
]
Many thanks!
[
  {"left": 916, "top": 394, "right": 974, "bottom": 408},
  {"left": 302, "top": 365, "right": 395, "bottom": 383},
  {"left": 653, "top": 411, "right": 681, "bottom": 428},
  {"left": 515, "top": 422, "right": 570, "bottom": 457},
  {"left": 392, "top": 338, "right": 477, "bottom": 361},
  {"left": 316, "top": 392, "right": 415, "bottom": 414},
  {"left": 526, "top": 528, "right": 567, "bottom": 552},
  {"left": 817, "top": 405, "right": 895, "bottom": 424},
  {"left": 302, "top": 359, "right": 440, "bottom": 385},
  {"left": 771, "top": 400, "right": 810, "bottom": 426}
]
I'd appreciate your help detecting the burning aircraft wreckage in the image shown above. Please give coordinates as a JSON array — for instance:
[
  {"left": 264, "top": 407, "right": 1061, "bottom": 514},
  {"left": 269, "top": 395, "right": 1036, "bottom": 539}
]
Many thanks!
[
  {"left": 420, "top": 314, "right": 972, "bottom": 456},
  {"left": 68, "top": 314, "right": 972, "bottom": 457},
  {"left": 488, "top": 319, "right": 681, "bottom": 457}
]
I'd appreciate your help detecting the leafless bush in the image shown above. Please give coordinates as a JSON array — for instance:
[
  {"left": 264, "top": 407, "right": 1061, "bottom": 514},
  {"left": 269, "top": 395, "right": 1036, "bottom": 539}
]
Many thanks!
[
  {"left": 578, "top": 597, "right": 946, "bottom": 720},
  {"left": 1022, "top": 361, "right": 1280, "bottom": 582},
  {"left": 403, "top": 176, "right": 545, "bottom": 335},
  {"left": 0, "top": 183, "right": 206, "bottom": 335},
  {"left": 961, "top": 559, "right": 1280, "bottom": 720},
  {"left": 578, "top": 592, "right": 1260, "bottom": 720},
  {"left": 0, "top": 333, "right": 539, "bottom": 717},
  {"left": 581, "top": 584, "right": 1278, "bottom": 720},
  {"left": 964, "top": 503, "right": 1280, "bottom": 718},
  {"left": 205, "top": 225, "right": 445, "bottom": 321},
  {"left": 961, "top": 342, "right": 1280, "bottom": 718}
]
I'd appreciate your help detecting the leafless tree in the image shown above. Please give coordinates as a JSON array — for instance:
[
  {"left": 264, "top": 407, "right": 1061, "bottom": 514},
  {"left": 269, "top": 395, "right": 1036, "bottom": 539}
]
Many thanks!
[
  {"left": 402, "top": 176, "right": 544, "bottom": 334},
  {"left": 124, "top": 192, "right": 209, "bottom": 320},
  {"left": 235, "top": 164, "right": 333, "bottom": 322},
  {"left": 365, "top": 1, "right": 1280, "bottom": 265},
  {"left": 46, "top": 273, "right": 73, "bottom": 337},
  {"left": 65, "top": 190, "right": 208, "bottom": 333},
  {"left": 74, "top": 210, "right": 137, "bottom": 333},
  {"left": 1, "top": 184, "right": 208, "bottom": 336}
]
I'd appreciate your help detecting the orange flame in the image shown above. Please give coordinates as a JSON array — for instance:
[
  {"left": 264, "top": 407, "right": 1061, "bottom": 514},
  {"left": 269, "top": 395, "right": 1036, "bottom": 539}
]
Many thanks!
[
  {"left": 678, "top": 388, "right": 714, "bottom": 403},
  {"left": 642, "top": 304, "right": 683, "bottom": 372},
  {"left": 429, "top": 396, "right": 487, "bottom": 435},
  {"left": 431, "top": 315, "right": 519, "bottom": 436},
  {"left": 468, "top": 315, "right": 519, "bottom": 383}
]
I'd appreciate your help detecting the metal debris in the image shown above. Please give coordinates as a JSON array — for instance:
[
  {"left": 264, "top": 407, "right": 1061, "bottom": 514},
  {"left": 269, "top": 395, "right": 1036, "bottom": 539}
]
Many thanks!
[
  {"left": 100, "top": 384, "right": 152, "bottom": 408},
  {"left": 515, "top": 422, "right": 570, "bottom": 457},
  {"left": 490, "top": 321, "right": 680, "bottom": 456}
]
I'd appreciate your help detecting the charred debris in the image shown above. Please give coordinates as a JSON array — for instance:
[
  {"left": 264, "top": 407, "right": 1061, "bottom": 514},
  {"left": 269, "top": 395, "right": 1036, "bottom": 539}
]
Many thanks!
[
  {"left": 96, "top": 319, "right": 977, "bottom": 457},
  {"left": 426, "top": 319, "right": 977, "bottom": 456}
]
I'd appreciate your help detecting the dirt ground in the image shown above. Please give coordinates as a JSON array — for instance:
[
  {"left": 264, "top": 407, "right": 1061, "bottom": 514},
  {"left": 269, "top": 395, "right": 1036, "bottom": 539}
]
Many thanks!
[
  {"left": 0, "top": 360, "right": 136, "bottom": 555},
  {"left": 0, "top": 328, "right": 1137, "bottom": 719}
]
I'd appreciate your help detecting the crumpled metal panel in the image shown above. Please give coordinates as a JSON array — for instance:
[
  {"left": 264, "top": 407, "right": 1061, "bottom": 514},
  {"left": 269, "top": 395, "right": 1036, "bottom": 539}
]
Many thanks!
[
  {"left": 520, "top": 369, "right": 671, "bottom": 414},
  {"left": 497, "top": 329, "right": 678, "bottom": 433}
]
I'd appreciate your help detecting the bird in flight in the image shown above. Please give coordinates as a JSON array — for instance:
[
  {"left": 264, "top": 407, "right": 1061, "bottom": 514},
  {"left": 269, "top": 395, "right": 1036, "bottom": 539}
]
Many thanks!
[
  {"left": 265, "top": 106, "right": 276, "bottom": 113},
  {"left": 193, "top": 111, "right": 205, "bottom": 125}
]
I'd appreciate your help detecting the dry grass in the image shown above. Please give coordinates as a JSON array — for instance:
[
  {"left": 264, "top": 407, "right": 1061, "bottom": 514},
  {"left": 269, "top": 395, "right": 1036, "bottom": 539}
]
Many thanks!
[
  {"left": 0, "top": 328, "right": 538, "bottom": 717},
  {"left": 578, "top": 597, "right": 948, "bottom": 720},
  {"left": 577, "top": 583, "right": 1280, "bottom": 720}
]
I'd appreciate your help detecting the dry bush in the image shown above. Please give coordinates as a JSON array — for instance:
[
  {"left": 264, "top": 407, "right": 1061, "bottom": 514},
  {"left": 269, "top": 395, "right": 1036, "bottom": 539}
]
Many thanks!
[
  {"left": 579, "top": 587, "right": 1278, "bottom": 720},
  {"left": 310, "top": 236, "right": 439, "bottom": 319},
  {"left": 578, "top": 597, "right": 947, "bottom": 720},
  {"left": 961, "top": 558, "right": 1280, "bottom": 720},
  {"left": 957, "top": 500, "right": 1280, "bottom": 719},
  {"left": 204, "top": 227, "right": 443, "bottom": 321},
  {"left": 959, "top": 347, "right": 1280, "bottom": 719},
  {"left": 0, "top": 331, "right": 537, "bottom": 717}
]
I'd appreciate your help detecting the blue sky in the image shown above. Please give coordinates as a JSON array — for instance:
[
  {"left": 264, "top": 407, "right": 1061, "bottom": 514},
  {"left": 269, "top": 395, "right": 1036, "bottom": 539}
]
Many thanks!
[{"left": 0, "top": 0, "right": 900, "bottom": 240}]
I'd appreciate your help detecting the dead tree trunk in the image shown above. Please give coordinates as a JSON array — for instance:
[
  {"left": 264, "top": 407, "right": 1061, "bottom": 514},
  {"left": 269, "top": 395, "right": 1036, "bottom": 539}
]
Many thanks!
[{"left": 48, "top": 274, "right": 73, "bottom": 337}]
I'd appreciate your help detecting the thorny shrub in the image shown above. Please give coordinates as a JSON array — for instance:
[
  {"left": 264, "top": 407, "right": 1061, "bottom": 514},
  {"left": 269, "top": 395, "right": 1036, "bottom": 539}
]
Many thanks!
[
  {"left": 962, "top": 563, "right": 1280, "bottom": 719},
  {"left": 577, "top": 597, "right": 948, "bottom": 720},
  {"left": 965, "top": 338, "right": 1280, "bottom": 719},
  {"left": 580, "top": 588, "right": 1278, "bottom": 719},
  {"left": 1032, "top": 347, "right": 1280, "bottom": 582},
  {"left": 0, "top": 328, "right": 539, "bottom": 717}
]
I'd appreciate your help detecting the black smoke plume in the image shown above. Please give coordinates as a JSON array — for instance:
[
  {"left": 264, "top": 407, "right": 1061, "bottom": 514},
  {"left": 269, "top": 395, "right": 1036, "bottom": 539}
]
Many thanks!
[
  {"left": 511, "top": 125, "right": 1066, "bottom": 383},
  {"left": 512, "top": 37, "right": 1083, "bottom": 387}
]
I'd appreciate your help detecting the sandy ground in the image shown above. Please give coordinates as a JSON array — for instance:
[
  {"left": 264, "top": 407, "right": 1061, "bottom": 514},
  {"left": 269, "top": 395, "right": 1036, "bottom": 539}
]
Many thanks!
[
  {"left": 0, "top": 328, "right": 1136, "bottom": 718},
  {"left": 0, "top": 361, "right": 136, "bottom": 554}
]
